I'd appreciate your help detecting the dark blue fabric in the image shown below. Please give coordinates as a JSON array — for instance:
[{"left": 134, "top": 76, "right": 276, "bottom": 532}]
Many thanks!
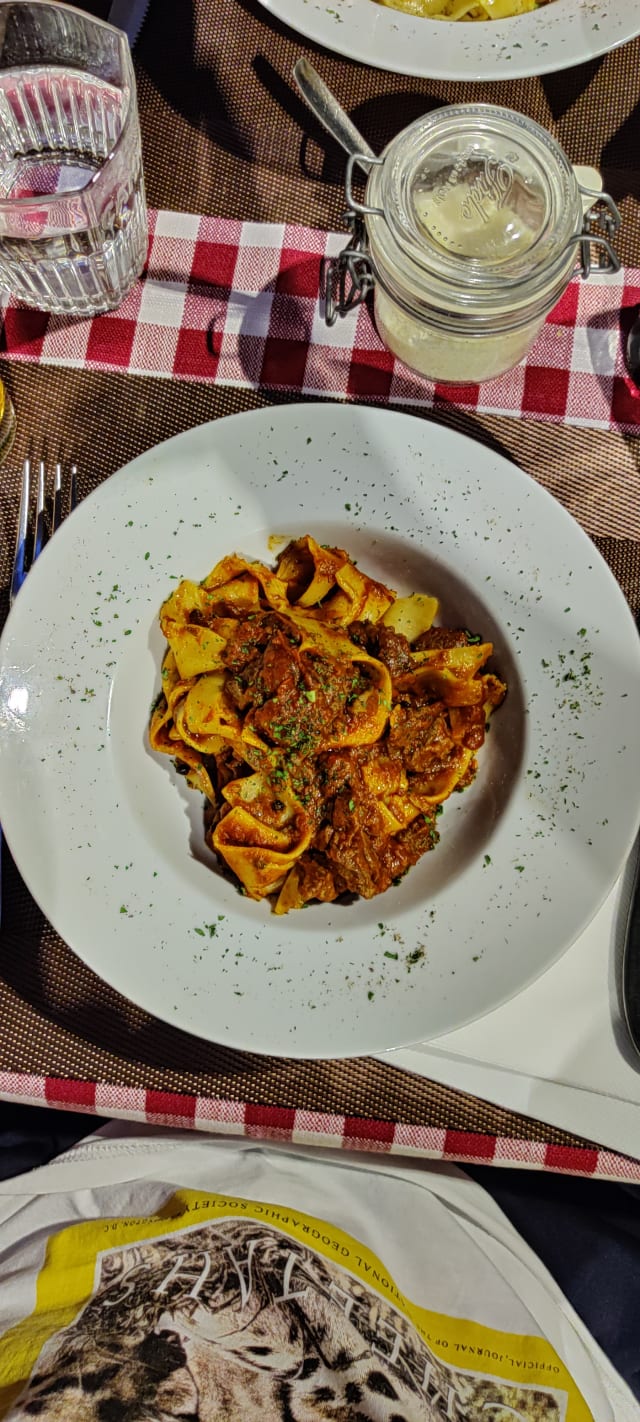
[
  {"left": 468, "top": 1164, "right": 640, "bottom": 1401},
  {"left": 0, "top": 1104, "right": 638, "bottom": 1399},
  {"left": 0, "top": 1102, "right": 104, "bottom": 1181}
]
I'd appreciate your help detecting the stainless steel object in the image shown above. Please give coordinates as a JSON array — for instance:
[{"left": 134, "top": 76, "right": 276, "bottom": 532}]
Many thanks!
[
  {"left": 622, "top": 847, "right": 640, "bottom": 1057},
  {"left": 108, "top": 0, "right": 151, "bottom": 47},
  {"left": 11, "top": 458, "right": 77, "bottom": 606},
  {"left": 292, "top": 57, "right": 375, "bottom": 174},
  {"left": 626, "top": 312, "right": 640, "bottom": 390},
  {"left": 3, "top": 458, "right": 78, "bottom": 923},
  {"left": 621, "top": 611, "right": 640, "bottom": 1057}
]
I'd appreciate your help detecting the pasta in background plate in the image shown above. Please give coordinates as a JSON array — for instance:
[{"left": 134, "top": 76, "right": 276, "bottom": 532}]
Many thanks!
[
  {"left": 374, "top": 0, "right": 551, "bottom": 19},
  {"left": 150, "top": 537, "right": 505, "bottom": 914}
]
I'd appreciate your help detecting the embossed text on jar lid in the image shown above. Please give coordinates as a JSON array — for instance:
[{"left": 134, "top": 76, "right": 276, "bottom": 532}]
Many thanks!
[{"left": 367, "top": 104, "right": 584, "bottom": 307}]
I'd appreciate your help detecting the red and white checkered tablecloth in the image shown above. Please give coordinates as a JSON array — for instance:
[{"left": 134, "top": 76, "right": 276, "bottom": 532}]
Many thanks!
[
  {"left": 3, "top": 210, "right": 640, "bottom": 1179},
  {"left": 1, "top": 1072, "right": 639, "bottom": 1181},
  {"left": 2, "top": 208, "right": 640, "bottom": 433}
]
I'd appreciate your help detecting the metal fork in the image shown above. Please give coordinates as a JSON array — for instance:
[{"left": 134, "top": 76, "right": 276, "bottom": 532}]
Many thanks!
[
  {"left": 11, "top": 457, "right": 77, "bottom": 605},
  {"left": 2, "top": 459, "right": 78, "bottom": 921}
]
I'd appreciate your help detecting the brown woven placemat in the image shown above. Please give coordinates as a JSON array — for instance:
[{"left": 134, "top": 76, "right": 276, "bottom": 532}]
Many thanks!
[{"left": 0, "top": 0, "right": 638, "bottom": 1149}]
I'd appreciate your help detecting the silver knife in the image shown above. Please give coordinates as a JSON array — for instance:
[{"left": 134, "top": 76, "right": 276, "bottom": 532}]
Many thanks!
[
  {"left": 621, "top": 613, "right": 640, "bottom": 1057},
  {"left": 108, "top": 0, "right": 150, "bottom": 47},
  {"left": 622, "top": 839, "right": 640, "bottom": 1057}
]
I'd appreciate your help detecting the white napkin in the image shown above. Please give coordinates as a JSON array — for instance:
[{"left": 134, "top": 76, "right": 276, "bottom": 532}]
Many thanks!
[{"left": 381, "top": 847, "right": 640, "bottom": 1158}]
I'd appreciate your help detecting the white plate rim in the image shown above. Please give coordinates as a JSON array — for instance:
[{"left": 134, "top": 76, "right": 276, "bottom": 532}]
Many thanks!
[{"left": 1, "top": 401, "right": 639, "bottom": 1059}]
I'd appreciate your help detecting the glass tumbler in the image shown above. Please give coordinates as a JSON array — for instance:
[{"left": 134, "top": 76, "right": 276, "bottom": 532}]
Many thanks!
[{"left": 0, "top": 0, "right": 147, "bottom": 315}]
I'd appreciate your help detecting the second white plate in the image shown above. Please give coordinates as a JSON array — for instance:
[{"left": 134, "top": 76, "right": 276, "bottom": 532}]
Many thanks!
[{"left": 258, "top": 0, "right": 640, "bottom": 81}]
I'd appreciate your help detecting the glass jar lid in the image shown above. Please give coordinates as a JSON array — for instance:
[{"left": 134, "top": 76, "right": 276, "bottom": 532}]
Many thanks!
[{"left": 365, "top": 104, "right": 584, "bottom": 317}]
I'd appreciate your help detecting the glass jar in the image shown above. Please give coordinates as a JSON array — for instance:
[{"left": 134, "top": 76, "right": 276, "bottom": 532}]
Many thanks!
[{"left": 325, "top": 105, "right": 621, "bottom": 385}]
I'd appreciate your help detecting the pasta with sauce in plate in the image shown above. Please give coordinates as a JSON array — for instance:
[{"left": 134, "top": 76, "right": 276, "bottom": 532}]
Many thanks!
[
  {"left": 373, "top": 0, "right": 552, "bottom": 19},
  {"left": 150, "top": 536, "right": 505, "bottom": 914}
]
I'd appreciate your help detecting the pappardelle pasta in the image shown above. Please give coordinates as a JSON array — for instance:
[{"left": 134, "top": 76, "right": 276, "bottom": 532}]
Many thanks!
[
  {"left": 373, "top": 0, "right": 552, "bottom": 20},
  {"left": 150, "top": 537, "right": 506, "bottom": 914}
]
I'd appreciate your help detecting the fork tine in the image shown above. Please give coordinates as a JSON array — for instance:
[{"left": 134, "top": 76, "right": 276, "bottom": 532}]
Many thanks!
[
  {"left": 51, "top": 460, "right": 62, "bottom": 535},
  {"left": 5, "top": 456, "right": 76, "bottom": 928},
  {"left": 10, "top": 459, "right": 78, "bottom": 605},
  {"left": 32, "top": 459, "right": 45, "bottom": 564},
  {"left": 10, "top": 458, "right": 30, "bottom": 606}
]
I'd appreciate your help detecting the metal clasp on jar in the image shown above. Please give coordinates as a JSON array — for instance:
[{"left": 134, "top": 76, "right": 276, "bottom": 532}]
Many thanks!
[
  {"left": 573, "top": 187, "right": 622, "bottom": 278},
  {"left": 321, "top": 154, "right": 381, "bottom": 326}
]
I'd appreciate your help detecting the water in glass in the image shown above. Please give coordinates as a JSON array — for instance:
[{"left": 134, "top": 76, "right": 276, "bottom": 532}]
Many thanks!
[{"left": 0, "top": 63, "right": 146, "bottom": 314}]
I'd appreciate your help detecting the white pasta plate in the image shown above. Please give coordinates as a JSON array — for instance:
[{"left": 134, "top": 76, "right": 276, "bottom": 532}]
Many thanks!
[
  {"left": 0, "top": 403, "right": 639, "bottom": 1059},
  {"left": 257, "top": 0, "right": 640, "bottom": 81}
]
